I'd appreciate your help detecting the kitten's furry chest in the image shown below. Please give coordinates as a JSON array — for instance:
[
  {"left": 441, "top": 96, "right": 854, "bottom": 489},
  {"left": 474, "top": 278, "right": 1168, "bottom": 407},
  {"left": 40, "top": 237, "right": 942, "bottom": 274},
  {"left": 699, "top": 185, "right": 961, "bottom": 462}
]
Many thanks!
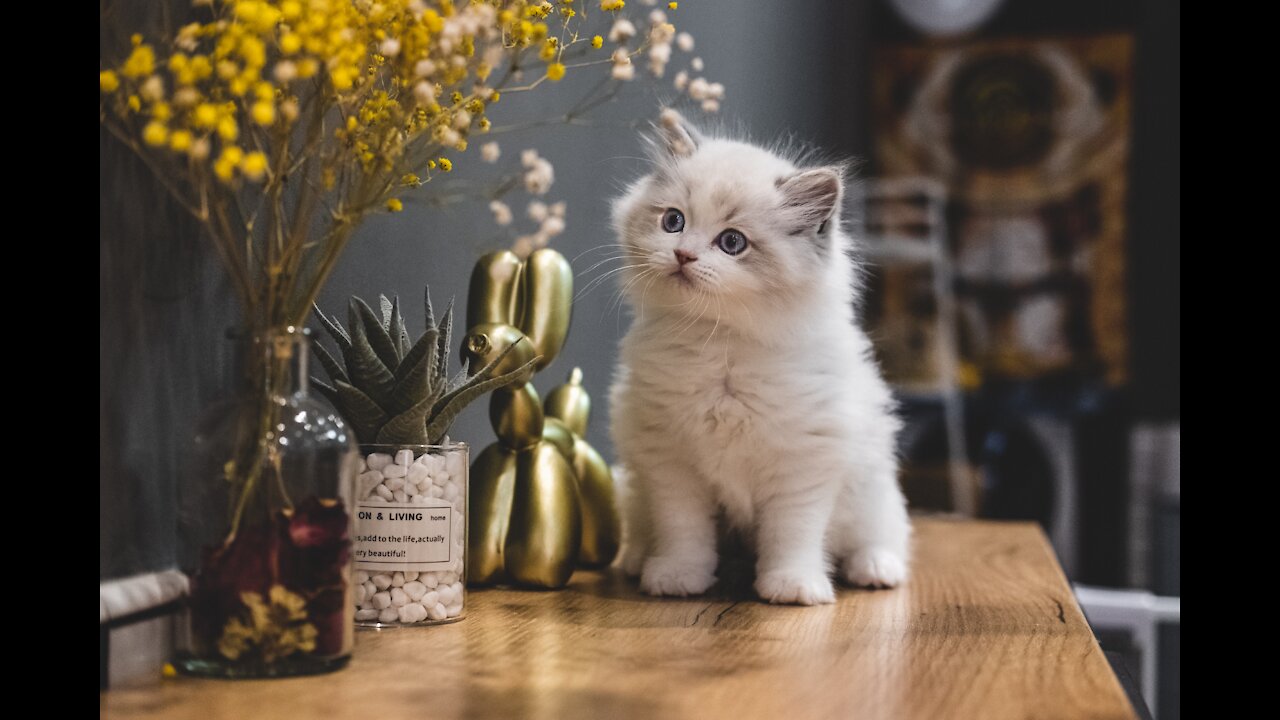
[{"left": 623, "top": 328, "right": 823, "bottom": 525}]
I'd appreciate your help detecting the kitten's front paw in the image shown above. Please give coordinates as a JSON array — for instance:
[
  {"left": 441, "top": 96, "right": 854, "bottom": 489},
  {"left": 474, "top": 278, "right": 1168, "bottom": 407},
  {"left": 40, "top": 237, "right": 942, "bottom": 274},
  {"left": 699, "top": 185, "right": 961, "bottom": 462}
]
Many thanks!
[
  {"left": 841, "top": 548, "right": 908, "bottom": 589},
  {"left": 754, "top": 569, "right": 836, "bottom": 606},
  {"left": 640, "top": 556, "right": 717, "bottom": 597}
]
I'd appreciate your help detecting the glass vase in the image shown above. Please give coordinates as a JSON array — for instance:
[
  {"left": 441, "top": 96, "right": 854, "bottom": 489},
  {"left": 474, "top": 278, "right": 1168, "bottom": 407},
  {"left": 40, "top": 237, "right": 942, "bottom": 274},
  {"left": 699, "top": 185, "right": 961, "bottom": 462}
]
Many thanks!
[
  {"left": 353, "top": 443, "right": 468, "bottom": 627},
  {"left": 175, "top": 327, "right": 358, "bottom": 677}
]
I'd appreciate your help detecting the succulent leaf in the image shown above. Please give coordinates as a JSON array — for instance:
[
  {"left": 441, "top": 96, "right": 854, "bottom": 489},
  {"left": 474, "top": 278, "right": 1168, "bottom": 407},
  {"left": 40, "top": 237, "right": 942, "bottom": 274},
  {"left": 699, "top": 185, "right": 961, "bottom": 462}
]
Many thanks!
[
  {"left": 375, "top": 392, "right": 437, "bottom": 445},
  {"left": 436, "top": 297, "right": 455, "bottom": 379},
  {"left": 394, "top": 326, "right": 438, "bottom": 383},
  {"left": 312, "top": 378, "right": 340, "bottom": 408},
  {"left": 430, "top": 339, "right": 523, "bottom": 419},
  {"left": 388, "top": 296, "right": 410, "bottom": 358},
  {"left": 391, "top": 334, "right": 440, "bottom": 414},
  {"left": 310, "top": 338, "right": 348, "bottom": 385},
  {"left": 350, "top": 297, "right": 400, "bottom": 370},
  {"left": 343, "top": 314, "right": 397, "bottom": 407},
  {"left": 333, "top": 379, "right": 389, "bottom": 442},
  {"left": 312, "top": 304, "right": 351, "bottom": 351},
  {"left": 446, "top": 366, "right": 469, "bottom": 394},
  {"left": 315, "top": 286, "right": 525, "bottom": 448},
  {"left": 379, "top": 294, "right": 393, "bottom": 330},
  {"left": 425, "top": 356, "right": 539, "bottom": 443}
]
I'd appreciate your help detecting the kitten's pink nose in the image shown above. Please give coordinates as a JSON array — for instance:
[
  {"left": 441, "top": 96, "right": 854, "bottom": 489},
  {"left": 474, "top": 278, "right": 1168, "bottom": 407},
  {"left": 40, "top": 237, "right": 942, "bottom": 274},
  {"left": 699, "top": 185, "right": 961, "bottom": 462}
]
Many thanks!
[{"left": 674, "top": 249, "right": 698, "bottom": 266}]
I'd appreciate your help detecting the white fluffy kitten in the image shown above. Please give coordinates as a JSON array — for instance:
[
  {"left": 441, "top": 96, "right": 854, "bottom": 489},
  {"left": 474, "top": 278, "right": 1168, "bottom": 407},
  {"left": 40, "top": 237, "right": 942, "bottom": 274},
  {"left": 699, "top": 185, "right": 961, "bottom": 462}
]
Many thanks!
[{"left": 607, "top": 110, "right": 912, "bottom": 605}]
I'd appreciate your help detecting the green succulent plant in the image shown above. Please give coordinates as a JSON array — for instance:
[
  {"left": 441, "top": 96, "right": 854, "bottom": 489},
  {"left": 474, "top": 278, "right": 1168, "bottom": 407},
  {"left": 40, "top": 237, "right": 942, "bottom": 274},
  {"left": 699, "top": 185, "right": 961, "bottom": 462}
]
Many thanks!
[{"left": 311, "top": 288, "right": 537, "bottom": 446}]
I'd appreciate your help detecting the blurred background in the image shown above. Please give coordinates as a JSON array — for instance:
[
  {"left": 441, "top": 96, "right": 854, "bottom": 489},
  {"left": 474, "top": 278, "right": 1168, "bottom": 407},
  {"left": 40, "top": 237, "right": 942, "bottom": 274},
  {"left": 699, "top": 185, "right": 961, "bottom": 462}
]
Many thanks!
[{"left": 101, "top": 0, "right": 1178, "bottom": 714}]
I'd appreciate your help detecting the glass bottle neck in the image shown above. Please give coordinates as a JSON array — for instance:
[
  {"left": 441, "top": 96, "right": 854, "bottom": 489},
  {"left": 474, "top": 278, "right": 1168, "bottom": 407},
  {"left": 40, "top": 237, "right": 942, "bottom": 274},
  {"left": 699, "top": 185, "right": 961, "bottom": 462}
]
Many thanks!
[{"left": 248, "top": 327, "right": 310, "bottom": 398}]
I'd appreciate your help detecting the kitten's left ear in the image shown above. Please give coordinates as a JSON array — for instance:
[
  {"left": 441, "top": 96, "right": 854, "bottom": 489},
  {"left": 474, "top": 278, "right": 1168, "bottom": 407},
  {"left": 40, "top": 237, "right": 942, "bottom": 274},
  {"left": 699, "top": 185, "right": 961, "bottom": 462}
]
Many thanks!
[
  {"left": 657, "top": 108, "right": 703, "bottom": 158},
  {"left": 777, "top": 167, "right": 844, "bottom": 236}
]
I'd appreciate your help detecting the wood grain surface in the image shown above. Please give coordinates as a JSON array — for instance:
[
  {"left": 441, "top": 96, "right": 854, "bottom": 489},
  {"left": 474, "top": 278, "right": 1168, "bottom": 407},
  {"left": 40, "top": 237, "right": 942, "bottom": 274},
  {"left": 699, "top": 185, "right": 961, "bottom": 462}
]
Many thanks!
[{"left": 101, "top": 518, "right": 1135, "bottom": 720}]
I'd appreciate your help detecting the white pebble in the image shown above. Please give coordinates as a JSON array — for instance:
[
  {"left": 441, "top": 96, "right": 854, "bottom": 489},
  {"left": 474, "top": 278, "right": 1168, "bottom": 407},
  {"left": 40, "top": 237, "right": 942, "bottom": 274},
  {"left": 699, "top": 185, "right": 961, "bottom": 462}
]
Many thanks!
[
  {"left": 393, "top": 490, "right": 408, "bottom": 503},
  {"left": 375, "top": 484, "right": 394, "bottom": 501},
  {"left": 367, "top": 453, "right": 393, "bottom": 471},
  {"left": 371, "top": 591, "right": 392, "bottom": 610},
  {"left": 445, "top": 451, "right": 465, "bottom": 478},
  {"left": 428, "top": 485, "right": 445, "bottom": 498},
  {"left": 431, "top": 471, "right": 448, "bottom": 487},
  {"left": 356, "top": 584, "right": 367, "bottom": 604},
  {"left": 355, "top": 608, "right": 379, "bottom": 621},
  {"left": 426, "top": 454, "right": 446, "bottom": 473},
  {"left": 408, "top": 464, "right": 430, "bottom": 486},
  {"left": 390, "top": 587, "right": 409, "bottom": 607},
  {"left": 444, "top": 482, "right": 459, "bottom": 501},
  {"left": 450, "top": 581, "right": 464, "bottom": 600},
  {"left": 372, "top": 574, "right": 392, "bottom": 590},
  {"left": 412, "top": 495, "right": 429, "bottom": 504},
  {"left": 398, "top": 603, "right": 427, "bottom": 623},
  {"left": 356, "top": 571, "right": 369, "bottom": 584},
  {"left": 427, "top": 602, "right": 448, "bottom": 621},
  {"left": 422, "top": 573, "right": 440, "bottom": 589},
  {"left": 385, "top": 477, "right": 405, "bottom": 492},
  {"left": 362, "top": 581, "right": 376, "bottom": 598},
  {"left": 442, "top": 572, "right": 459, "bottom": 585},
  {"left": 365, "top": 495, "right": 387, "bottom": 504},
  {"left": 445, "top": 603, "right": 463, "bottom": 618},
  {"left": 404, "top": 581, "right": 428, "bottom": 601},
  {"left": 436, "top": 584, "right": 455, "bottom": 606},
  {"left": 378, "top": 607, "right": 399, "bottom": 623},
  {"left": 422, "top": 590, "right": 439, "bottom": 608},
  {"left": 358, "top": 457, "right": 369, "bottom": 473},
  {"left": 392, "top": 572, "right": 405, "bottom": 587},
  {"left": 383, "top": 463, "right": 408, "bottom": 479},
  {"left": 357, "top": 470, "right": 384, "bottom": 499},
  {"left": 359, "top": 599, "right": 374, "bottom": 611},
  {"left": 396, "top": 449, "right": 415, "bottom": 467},
  {"left": 405, "top": 571, "right": 419, "bottom": 581}
]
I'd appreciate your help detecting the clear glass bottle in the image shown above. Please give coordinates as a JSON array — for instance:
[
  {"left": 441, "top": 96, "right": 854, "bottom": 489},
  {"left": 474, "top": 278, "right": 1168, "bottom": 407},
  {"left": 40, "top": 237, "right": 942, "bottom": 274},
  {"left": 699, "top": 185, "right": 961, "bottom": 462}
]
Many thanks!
[
  {"left": 352, "top": 443, "right": 467, "bottom": 626},
  {"left": 175, "top": 327, "right": 358, "bottom": 677}
]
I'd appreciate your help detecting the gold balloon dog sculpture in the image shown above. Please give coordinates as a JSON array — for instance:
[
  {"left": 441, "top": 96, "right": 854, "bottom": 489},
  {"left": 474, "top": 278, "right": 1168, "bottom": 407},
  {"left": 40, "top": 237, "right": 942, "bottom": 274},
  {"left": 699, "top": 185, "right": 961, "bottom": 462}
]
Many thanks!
[{"left": 463, "top": 248, "right": 620, "bottom": 589}]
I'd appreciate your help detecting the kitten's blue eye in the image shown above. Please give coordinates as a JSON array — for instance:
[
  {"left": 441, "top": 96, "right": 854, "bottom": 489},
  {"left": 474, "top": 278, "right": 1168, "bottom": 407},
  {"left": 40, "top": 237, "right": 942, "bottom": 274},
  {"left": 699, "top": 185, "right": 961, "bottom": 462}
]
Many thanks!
[
  {"left": 716, "top": 229, "right": 748, "bottom": 256},
  {"left": 661, "top": 208, "right": 685, "bottom": 233}
]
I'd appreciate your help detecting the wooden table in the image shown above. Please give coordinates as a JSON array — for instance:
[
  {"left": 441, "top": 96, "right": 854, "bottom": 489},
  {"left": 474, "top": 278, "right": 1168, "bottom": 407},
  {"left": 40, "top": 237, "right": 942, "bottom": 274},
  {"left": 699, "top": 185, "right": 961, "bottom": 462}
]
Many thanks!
[{"left": 101, "top": 518, "right": 1136, "bottom": 720}]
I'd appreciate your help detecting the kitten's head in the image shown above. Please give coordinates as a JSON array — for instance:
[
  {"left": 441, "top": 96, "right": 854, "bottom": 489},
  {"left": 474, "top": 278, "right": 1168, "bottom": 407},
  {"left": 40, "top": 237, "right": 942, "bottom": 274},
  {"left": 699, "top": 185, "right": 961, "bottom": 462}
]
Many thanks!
[{"left": 611, "top": 110, "right": 850, "bottom": 329}]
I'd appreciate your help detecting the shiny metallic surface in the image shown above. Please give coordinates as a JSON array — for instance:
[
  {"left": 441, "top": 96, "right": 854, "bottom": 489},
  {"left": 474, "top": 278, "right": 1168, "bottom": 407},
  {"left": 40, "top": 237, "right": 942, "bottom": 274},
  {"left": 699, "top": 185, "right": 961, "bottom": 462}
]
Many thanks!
[
  {"left": 465, "top": 251, "right": 524, "bottom": 329},
  {"left": 463, "top": 249, "right": 617, "bottom": 588},
  {"left": 461, "top": 322, "right": 537, "bottom": 379},
  {"left": 503, "top": 443, "right": 582, "bottom": 588},
  {"left": 544, "top": 367, "right": 591, "bottom": 437},
  {"left": 518, "top": 249, "right": 574, "bottom": 371},
  {"left": 571, "top": 437, "right": 621, "bottom": 568},
  {"left": 466, "top": 444, "right": 517, "bottom": 585},
  {"left": 542, "top": 417, "right": 577, "bottom": 460},
  {"left": 490, "top": 386, "right": 544, "bottom": 450}
]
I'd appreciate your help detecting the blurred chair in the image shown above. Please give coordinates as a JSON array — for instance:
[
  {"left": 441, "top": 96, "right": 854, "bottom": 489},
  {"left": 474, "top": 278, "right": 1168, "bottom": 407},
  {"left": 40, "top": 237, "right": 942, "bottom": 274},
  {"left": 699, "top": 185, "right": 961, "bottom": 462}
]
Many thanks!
[
  {"left": 1074, "top": 583, "right": 1180, "bottom": 717},
  {"left": 854, "top": 177, "right": 975, "bottom": 515}
]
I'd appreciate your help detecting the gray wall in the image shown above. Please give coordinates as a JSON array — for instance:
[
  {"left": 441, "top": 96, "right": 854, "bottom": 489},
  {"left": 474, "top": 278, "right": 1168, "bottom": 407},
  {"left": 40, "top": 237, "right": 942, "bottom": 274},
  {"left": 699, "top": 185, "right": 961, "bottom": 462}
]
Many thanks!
[{"left": 100, "top": 0, "right": 871, "bottom": 580}]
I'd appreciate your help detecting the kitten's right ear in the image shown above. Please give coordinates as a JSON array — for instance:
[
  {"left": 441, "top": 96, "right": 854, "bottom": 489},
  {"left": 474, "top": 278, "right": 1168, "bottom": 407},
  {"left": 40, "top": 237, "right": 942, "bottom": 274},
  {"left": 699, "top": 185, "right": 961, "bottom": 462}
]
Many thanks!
[{"left": 656, "top": 108, "right": 702, "bottom": 158}]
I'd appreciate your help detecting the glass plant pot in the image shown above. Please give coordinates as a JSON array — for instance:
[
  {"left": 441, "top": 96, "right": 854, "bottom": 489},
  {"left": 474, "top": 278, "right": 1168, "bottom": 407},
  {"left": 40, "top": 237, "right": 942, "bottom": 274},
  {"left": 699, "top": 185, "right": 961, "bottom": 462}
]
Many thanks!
[
  {"left": 353, "top": 443, "right": 467, "bottom": 627},
  {"left": 175, "top": 327, "right": 358, "bottom": 678}
]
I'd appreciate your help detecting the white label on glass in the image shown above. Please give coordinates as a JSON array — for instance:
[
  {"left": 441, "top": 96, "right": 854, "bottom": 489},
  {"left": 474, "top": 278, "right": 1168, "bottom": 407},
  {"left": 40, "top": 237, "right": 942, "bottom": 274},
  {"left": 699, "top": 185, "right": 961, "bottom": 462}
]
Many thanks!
[{"left": 354, "top": 502, "right": 453, "bottom": 571}]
